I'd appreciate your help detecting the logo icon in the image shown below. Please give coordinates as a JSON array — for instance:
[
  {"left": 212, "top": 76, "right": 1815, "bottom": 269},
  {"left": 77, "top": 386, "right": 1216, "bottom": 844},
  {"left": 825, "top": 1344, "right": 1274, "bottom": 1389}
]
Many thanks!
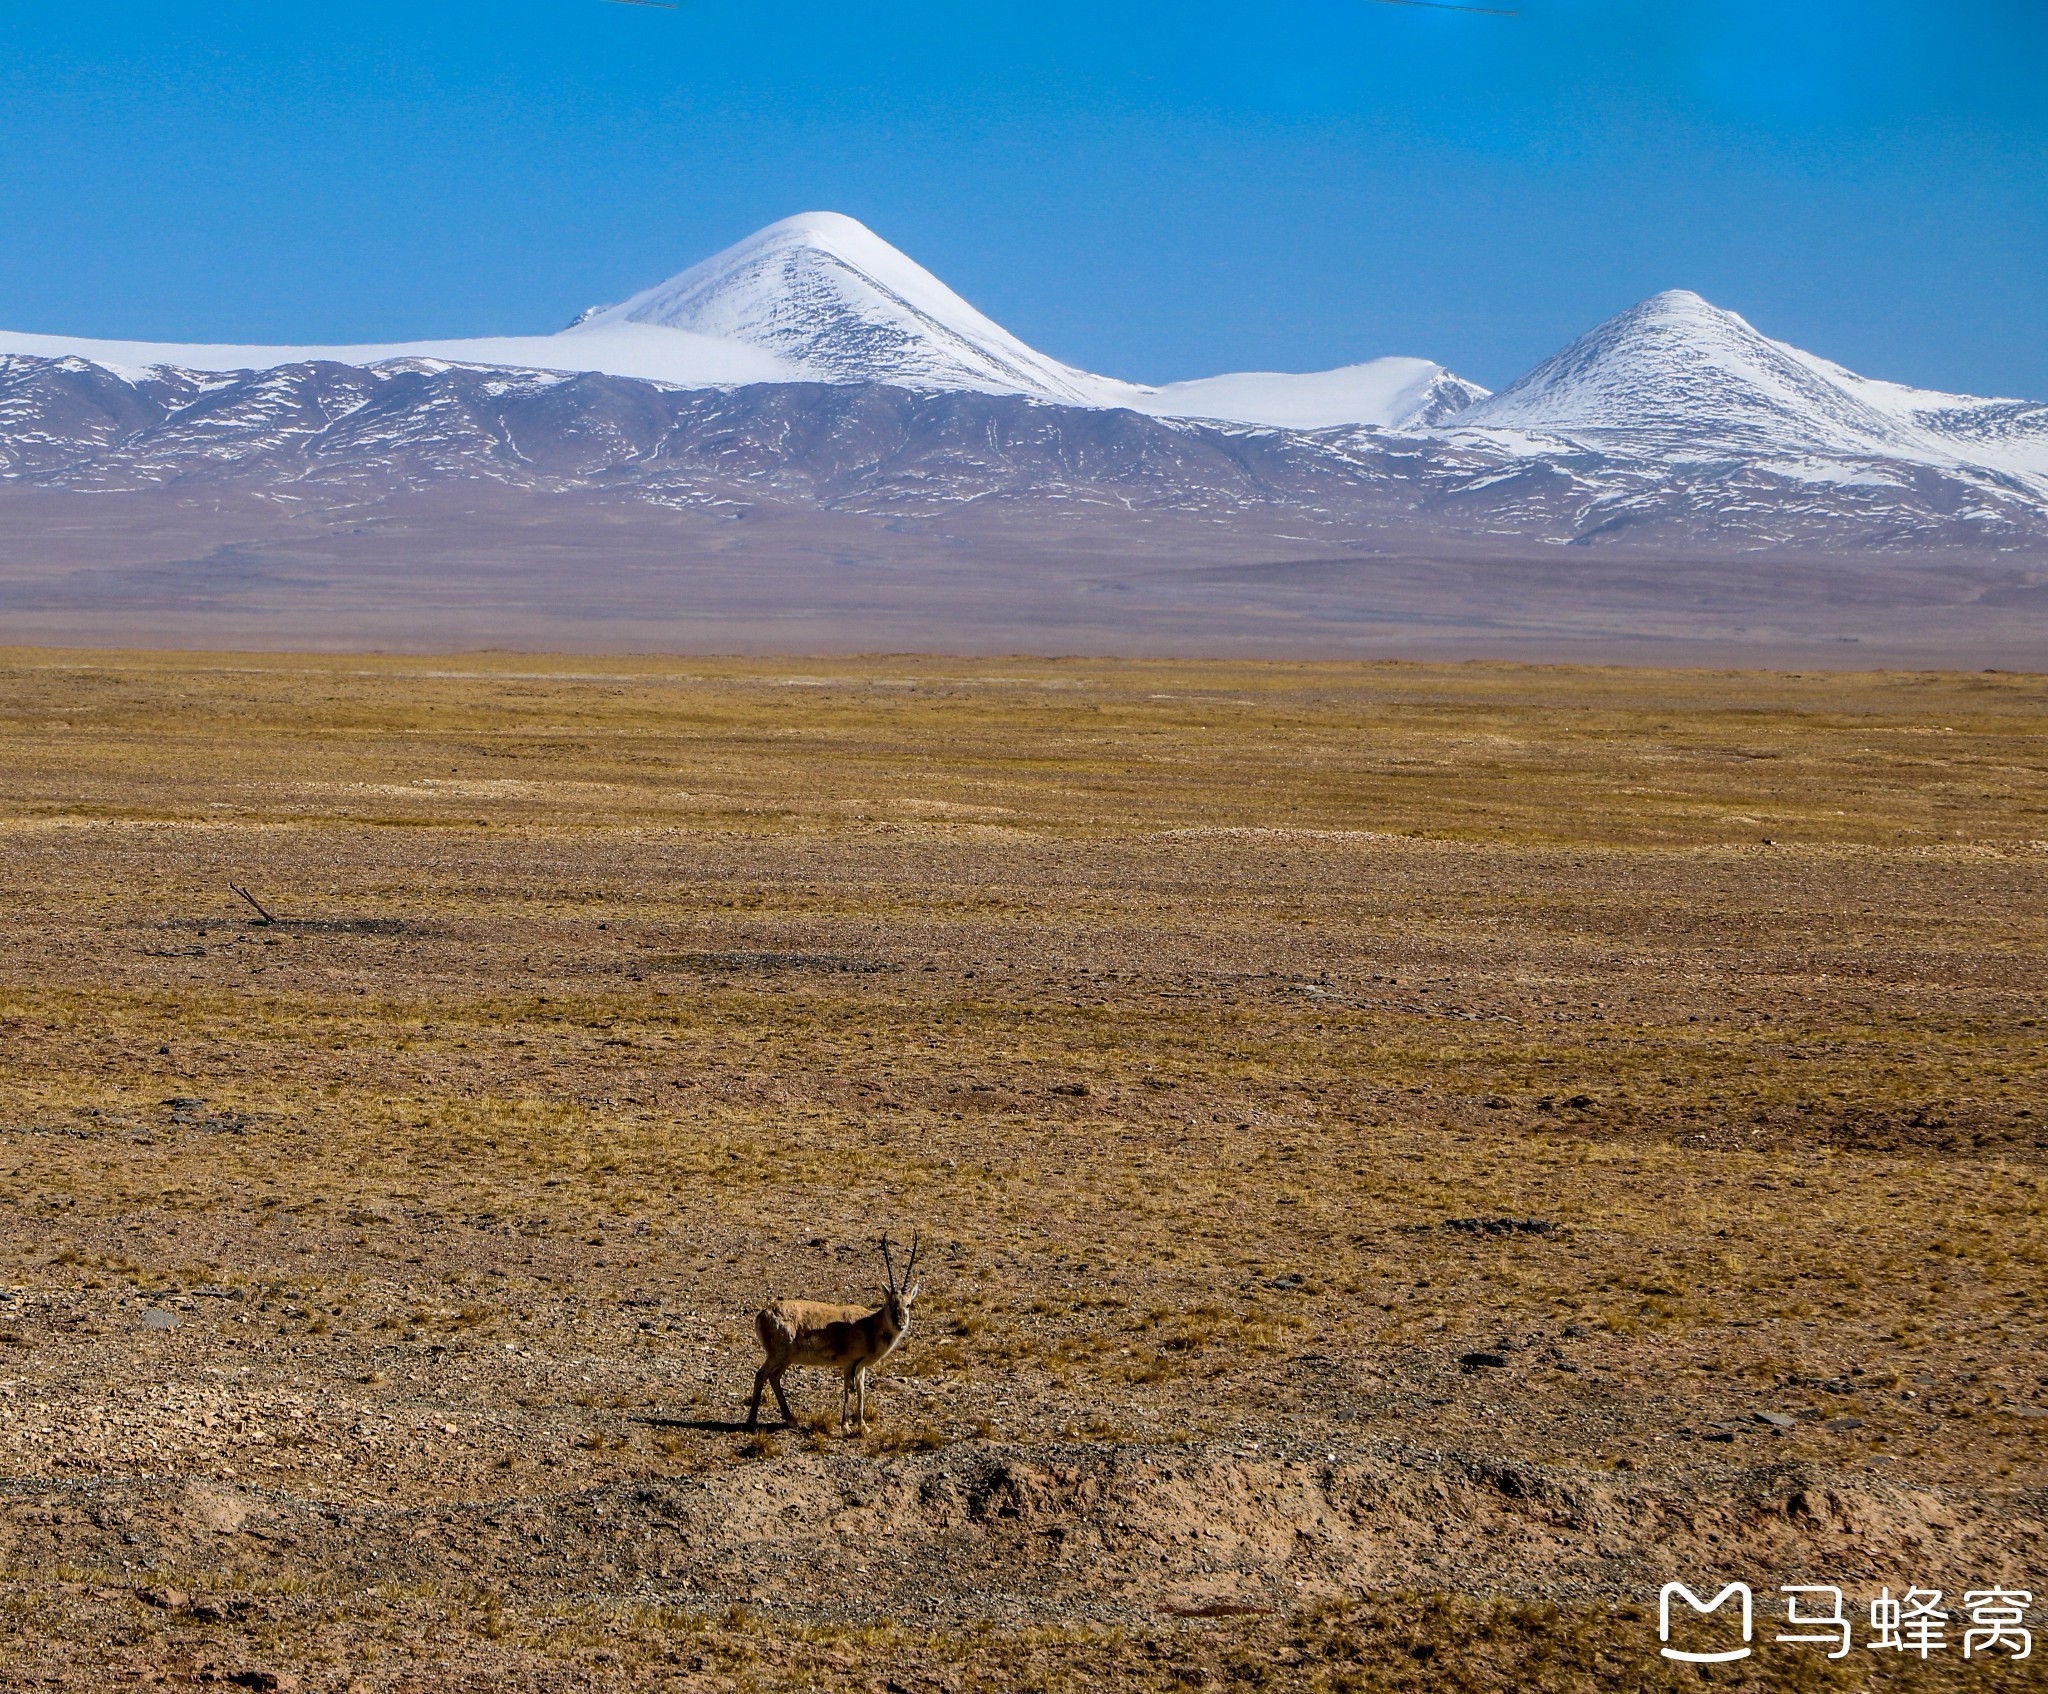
[{"left": 1660, "top": 1583, "right": 1754, "bottom": 1663}]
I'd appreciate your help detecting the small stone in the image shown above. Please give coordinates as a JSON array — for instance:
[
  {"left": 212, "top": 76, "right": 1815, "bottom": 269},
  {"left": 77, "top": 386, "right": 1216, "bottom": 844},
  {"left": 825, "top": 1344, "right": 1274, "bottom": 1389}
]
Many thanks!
[
  {"left": 1822, "top": 1416, "right": 1865, "bottom": 1432},
  {"left": 1459, "top": 1351, "right": 1509, "bottom": 1369},
  {"left": 140, "top": 1309, "right": 181, "bottom": 1331},
  {"left": 1753, "top": 1411, "right": 1798, "bottom": 1429},
  {"left": 228, "top": 1674, "right": 298, "bottom": 1693},
  {"left": 137, "top": 1586, "right": 190, "bottom": 1610}
]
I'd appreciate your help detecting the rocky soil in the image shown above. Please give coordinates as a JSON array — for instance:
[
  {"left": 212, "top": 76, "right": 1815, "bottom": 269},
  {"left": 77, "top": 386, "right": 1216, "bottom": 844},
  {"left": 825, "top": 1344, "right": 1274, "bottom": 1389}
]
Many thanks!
[{"left": 0, "top": 652, "right": 2042, "bottom": 1690}]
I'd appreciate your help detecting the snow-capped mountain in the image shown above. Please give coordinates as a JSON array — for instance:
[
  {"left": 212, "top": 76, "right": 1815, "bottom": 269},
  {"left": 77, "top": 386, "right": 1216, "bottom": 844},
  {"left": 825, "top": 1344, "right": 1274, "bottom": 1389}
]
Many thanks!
[
  {"left": 1451, "top": 289, "right": 2048, "bottom": 484},
  {"left": 6, "top": 343, "right": 2046, "bottom": 551},
  {"left": 564, "top": 211, "right": 1487, "bottom": 430},
  {"left": 0, "top": 217, "right": 2044, "bottom": 552},
  {"left": 569, "top": 211, "right": 1106, "bottom": 403},
  {"left": 0, "top": 212, "right": 1482, "bottom": 432},
  {"left": 1455, "top": 290, "right": 1915, "bottom": 452}
]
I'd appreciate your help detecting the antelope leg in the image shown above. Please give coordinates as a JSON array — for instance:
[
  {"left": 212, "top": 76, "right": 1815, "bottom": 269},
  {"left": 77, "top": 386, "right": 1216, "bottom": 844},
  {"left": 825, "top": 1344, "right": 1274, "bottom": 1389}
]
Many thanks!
[{"left": 770, "top": 1368, "right": 795, "bottom": 1426}]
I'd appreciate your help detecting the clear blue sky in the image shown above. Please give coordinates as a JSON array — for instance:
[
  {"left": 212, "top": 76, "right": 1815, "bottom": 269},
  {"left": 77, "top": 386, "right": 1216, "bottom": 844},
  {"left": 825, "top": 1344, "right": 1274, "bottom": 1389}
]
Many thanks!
[{"left": 1, "top": 0, "right": 2043, "bottom": 397}]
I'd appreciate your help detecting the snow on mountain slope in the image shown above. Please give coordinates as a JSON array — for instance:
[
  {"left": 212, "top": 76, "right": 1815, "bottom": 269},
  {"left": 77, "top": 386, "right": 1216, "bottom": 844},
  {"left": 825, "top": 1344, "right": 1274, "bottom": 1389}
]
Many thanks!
[
  {"left": 7, "top": 346, "right": 2048, "bottom": 549},
  {"left": 568, "top": 211, "right": 1491, "bottom": 427},
  {"left": 1445, "top": 289, "right": 2048, "bottom": 491},
  {"left": 1449, "top": 291, "right": 1923, "bottom": 454},
  {"left": 1814, "top": 366, "right": 2048, "bottom": 480},
  {"left": 570, "top": 210, "right": 1106, "bottom": 403},
  {"left": 4, "top": 216, "right": 2040, "bottom": 504},
  {"left": 0, "top": 212, "right": 1482, "bottom": 431},
  {"left": 1136, "top": 359, "right": 1486, "bottom": 431},
  {"left": 1913, "top": 400, "right": 2048, "bottom": 480},
  {"left": 0, "top": 322, "right": 796, "bottom": 389}
]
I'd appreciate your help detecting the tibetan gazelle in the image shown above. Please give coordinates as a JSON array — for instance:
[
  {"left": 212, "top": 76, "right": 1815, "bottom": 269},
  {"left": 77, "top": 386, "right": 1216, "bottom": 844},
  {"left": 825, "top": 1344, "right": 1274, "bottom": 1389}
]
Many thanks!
[{"left": 746, "top": 1233, "right": 923, "bottom": 1434}]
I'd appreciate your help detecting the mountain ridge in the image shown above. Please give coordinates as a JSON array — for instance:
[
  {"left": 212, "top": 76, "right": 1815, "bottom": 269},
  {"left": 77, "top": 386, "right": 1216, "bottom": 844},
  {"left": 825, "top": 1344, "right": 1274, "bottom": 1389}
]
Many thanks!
[
  {"left": 0, "top": 213, "right": 1483, "bottom": 433},
  {"left": 6, "top": 349, "right": 2046, "bottom": 554},
  {"left": 0, "top": 214, "right": 2044, "bottom": 553}
]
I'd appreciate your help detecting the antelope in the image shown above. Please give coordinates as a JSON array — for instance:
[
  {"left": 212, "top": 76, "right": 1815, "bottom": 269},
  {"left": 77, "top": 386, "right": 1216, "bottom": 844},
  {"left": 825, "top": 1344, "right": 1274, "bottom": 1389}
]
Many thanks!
[{"left": 746, "top": 1233, "right": 923, "bottom": 1434}]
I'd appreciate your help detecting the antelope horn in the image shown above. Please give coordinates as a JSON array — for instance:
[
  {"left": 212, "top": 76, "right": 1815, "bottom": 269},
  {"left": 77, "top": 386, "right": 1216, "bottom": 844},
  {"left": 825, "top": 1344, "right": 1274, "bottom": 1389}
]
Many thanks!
[
  {"left": 879, "top": 1232, "right": 898, "bottom": 1295},
  {"left": 905, "top": 1230, "right": 923, "bottom": 1280}
]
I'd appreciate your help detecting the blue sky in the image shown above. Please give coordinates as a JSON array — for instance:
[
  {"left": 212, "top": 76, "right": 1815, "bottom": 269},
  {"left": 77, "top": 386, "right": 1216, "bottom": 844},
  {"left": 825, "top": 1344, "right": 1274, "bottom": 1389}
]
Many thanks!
[{"left": 1, "top": 0, "right": 2043, "bottom": 396}]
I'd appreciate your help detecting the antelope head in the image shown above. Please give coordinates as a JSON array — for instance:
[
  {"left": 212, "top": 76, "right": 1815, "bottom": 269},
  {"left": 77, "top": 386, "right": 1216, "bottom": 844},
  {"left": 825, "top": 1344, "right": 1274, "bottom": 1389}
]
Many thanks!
[{"left": 879, "top": 1230, "right": 924, "bottom": 1331}]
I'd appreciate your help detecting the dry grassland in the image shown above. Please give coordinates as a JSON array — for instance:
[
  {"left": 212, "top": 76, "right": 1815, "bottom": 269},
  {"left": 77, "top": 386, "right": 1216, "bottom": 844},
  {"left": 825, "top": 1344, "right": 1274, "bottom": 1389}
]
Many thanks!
[{"left": 0, "top": 648, "right": 2043, "bottom": 1691}]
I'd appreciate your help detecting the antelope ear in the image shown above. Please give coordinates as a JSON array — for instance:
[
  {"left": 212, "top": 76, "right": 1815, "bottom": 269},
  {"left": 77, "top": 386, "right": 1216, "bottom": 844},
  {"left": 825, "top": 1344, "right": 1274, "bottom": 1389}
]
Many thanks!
[{"left": 904, "top": 1282, "right": 923, "bottom": 1304}]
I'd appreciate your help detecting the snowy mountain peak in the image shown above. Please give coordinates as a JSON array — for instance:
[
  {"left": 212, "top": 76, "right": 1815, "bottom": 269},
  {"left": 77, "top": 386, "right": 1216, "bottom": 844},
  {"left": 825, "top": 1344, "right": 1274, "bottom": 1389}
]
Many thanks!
[
  {"left": 570, "top": 211, "right": 1104, "bottom": 403},
  {"left": 1452, "top": 288, "right": 1916, "bottom": 455},
  {"left": 0, "top": 209, "right": 1491, "bottom": 431},
  {"left": 1635, "top": 287, "right": 1715, "bottom": 314}
]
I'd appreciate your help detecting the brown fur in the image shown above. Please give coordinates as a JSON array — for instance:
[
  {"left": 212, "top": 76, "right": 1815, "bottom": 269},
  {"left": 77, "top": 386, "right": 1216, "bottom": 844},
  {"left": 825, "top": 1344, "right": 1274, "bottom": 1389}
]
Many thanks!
[{"left": 746, "top": 1236, "right": 922, "bottom": 1433}]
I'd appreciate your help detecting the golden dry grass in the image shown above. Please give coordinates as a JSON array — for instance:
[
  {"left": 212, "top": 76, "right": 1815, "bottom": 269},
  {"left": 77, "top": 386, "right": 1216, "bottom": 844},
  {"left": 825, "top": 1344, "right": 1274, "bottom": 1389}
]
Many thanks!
[{"left": 0, "top": 649, "right": 2044, "bottom": 1690}]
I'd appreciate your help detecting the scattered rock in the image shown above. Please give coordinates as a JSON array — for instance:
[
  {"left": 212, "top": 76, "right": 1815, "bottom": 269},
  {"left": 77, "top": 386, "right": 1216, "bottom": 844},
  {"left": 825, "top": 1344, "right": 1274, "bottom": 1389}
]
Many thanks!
[
  {"left": 1459, "top": 1352, "right": 1510, "bottom": 1370},
  {"left": 136, "top": 1586, "right": 190, "bottom": 1610},
  {"left": 1264, "top": 1274, "right": 1305, "bottom": 1290},
  {"left": 1753, "top": 1412, "right": 1798, "bottom": 1429},
  {"left": 1443, "top": 1218, "right": 1558, "bottom": 1237},
  {"left": 228, "top": 1673, "right": 298, "bottom": 1692},
  {"left": 139, "top": 1309, "right": 181, "bottom": 1331},
  {"left": 1823, "top": 1416, "right": 1866, "bottom": 1432}
]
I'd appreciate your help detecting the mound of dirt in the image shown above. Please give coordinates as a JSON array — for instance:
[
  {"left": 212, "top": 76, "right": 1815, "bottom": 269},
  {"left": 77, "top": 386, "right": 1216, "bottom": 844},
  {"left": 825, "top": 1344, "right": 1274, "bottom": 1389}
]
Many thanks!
[{"left": 2, "top": 1437, "right": 2030, "bottom": 1632}]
